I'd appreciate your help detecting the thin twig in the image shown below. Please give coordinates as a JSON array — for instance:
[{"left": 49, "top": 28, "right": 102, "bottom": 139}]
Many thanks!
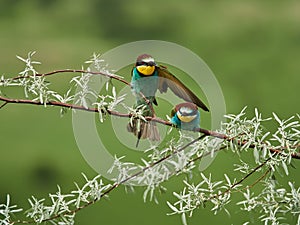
[
  {"left": 204, "top": 157, "right": 272, "bottom": 204},
  {"left": 9, "top": 69, "right": 156, "bottom": 116},
  {"left": 11, "top": 69, "right": 130, "bottom": 86},
  {"left": 117, "top": 135, "right": 207, "bottom": 186},
  {"left": 246, "top": 168, "right": 271, "bottom": 189},
  {"left": 230, "top": 157, "right": 272, "bottom": 190},
  {"left": 187, "top": 146, "right": 227, "bottom": 168}
]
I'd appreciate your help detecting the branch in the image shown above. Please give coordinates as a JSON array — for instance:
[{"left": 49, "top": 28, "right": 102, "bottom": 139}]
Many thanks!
[
  {"left": 3, "top": 68, "right": 300, "bottom": 158},
  {"left": 1, "top": 95, "right": 300, "bottom": 160},
  {"left": 11, "top": 69, "right": 130, "bottom": 86},
  {"left": 231, "top": 157, "right": 271, "bottom": 190},
  {"left": 0, "top": 96, "right": 130, "bottom": 117}
]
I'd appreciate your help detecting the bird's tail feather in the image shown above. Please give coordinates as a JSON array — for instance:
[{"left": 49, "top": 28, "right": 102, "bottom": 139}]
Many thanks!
[{"left": 127, "top": 119, "right": 160, "bottom": 147}]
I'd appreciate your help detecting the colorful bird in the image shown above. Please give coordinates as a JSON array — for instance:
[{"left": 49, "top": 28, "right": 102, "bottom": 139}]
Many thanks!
[
  {"left": 170, "top": 102, "right": 200, "bottom": 130},
  {"left": 127, "top": 54, "right": 208, "bottom": 145},
  {"left": 130, "top": 54, "right": 209, "bottom": 111}
]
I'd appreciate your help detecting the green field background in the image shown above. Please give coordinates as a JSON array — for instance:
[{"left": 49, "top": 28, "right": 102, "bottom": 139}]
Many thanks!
[{"left": 0, "top": 1, "right": 299, "bottom": 224}]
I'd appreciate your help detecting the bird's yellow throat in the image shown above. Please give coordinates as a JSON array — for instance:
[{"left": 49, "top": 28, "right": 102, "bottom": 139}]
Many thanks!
[
  {"left": 177, "top": 112, "right": 197, "bottom": 123},
  {"left": 137, "top": 65, "right": 155, "bottom": 76}
]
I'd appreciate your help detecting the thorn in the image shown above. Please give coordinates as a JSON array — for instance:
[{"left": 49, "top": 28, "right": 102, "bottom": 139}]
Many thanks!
[
  {"left": 0, "top": 102, "right": 8, "bottom": 109},
  {"left": 136, "top": 138, "right": 140, "bottom": 148}
]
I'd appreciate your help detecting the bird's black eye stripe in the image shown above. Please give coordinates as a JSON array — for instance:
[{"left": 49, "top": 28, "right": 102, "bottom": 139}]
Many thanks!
[
  {"left": 136, "top": 61, "right": 156, "bottom": 66},
  {"left": 136, "top": 61, "right": 144, "bottom": 66}
]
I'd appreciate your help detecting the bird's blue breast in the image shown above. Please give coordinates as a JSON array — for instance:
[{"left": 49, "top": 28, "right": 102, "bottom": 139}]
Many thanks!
[{"left": 131, "top": 68, "right": 158, "bottom": 99}]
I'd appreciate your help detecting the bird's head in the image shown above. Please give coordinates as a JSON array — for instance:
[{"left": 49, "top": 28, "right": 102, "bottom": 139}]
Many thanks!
[
  {"left": 135, "top": 54, "right": 157, "bottom": 76},
  {"left": 172, "top": 102, "right": 198, "bottom": 123}
]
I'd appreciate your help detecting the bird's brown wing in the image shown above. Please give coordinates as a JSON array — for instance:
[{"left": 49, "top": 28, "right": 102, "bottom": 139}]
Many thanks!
[{"left": 157, "top": 65, "right": 209, "bottom": 111}]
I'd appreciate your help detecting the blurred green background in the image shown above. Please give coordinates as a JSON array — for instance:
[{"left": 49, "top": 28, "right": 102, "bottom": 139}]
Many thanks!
[{"left": 0, "top": 0, "right": 299, "bottom": 224}]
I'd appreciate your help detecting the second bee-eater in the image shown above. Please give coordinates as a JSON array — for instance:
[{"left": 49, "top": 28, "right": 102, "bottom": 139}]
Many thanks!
[{"left": 170, "top": 102, "right": 200, "bottom": 130}]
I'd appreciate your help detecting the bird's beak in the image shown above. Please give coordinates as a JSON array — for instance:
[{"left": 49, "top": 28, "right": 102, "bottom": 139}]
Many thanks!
[{"left": 148, "top": 61, "right": 156, "bottom": 67}]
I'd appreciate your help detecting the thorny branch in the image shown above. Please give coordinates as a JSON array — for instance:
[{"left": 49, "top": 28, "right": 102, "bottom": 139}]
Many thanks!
[
  {"left": 201, "top": 157, "right": 272, "bottom": 205},
  {"left": 13, "top": 69, "right": 130, "bottom": 85},
  {"left": 0, "top": 94, "right": 299, "bottom": 159}
]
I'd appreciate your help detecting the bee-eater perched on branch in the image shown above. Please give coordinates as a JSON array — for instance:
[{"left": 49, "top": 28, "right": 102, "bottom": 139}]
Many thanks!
[
  {"left": 170, "top": 102, "right": 200, "bottom": 130},
  {"left": 127, "top": 54, "right": 209, "bottom": 146}
]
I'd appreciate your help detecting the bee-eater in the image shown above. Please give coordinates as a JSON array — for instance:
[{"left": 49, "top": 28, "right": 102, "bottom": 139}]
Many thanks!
[
  {"left": 130, "top": 54, "right": 209, "bottom": 111},
  {"left": 127, "top": 54, "right": 208, "bottom": 145},
  {"left": 170, "top": 102, "right": 200, "bottom": 130}
]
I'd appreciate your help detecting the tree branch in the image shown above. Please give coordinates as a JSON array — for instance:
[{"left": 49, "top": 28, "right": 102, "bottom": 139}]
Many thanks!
[
  {"left": 1, "top": 95, "right": 299, "bottom": 160},
  {"left": 231, "top": 157, "right": 272, "bottom": 190},
  {"left": 3, "top": 68, "right": 300, "bottom": 158},
  {"left": 11, "top": 69, "right": 130, "bottom": 86}
]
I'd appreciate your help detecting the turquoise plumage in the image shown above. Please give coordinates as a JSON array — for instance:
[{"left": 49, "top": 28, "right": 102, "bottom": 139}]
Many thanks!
[
  {"left": 131, "top": 67, "right": 159, "bottom": 108},
  {"left": 170, "top": 102, "right": 200, "bottom": 130}
]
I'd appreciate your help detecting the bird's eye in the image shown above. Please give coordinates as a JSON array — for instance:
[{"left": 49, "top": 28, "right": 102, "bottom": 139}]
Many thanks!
[{"left": 136, "top": 61, "right": 146, "bottom": 66}]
